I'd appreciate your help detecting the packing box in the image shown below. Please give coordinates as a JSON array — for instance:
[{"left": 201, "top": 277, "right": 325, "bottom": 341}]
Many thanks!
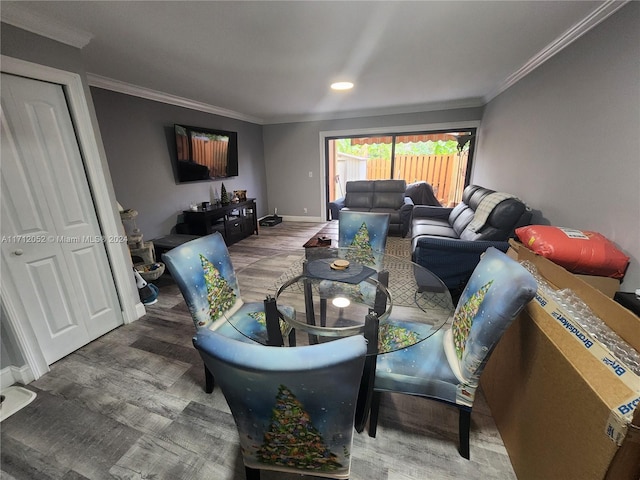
[{"left": 481, "top": 240, "right": 640, "bottom": 480}]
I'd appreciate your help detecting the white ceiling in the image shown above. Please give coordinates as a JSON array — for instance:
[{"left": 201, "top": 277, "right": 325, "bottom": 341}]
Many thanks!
[{"left": 1, "top": 1, "right": 625, "bottom": 124}]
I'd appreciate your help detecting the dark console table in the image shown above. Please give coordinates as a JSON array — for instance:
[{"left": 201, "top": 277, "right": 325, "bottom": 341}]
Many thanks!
[{"left": 182, "top": 199, "right": 258, "bottom": 245}]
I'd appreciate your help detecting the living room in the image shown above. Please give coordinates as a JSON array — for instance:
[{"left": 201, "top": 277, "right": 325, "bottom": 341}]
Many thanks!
[
  {"left": 1, "top": 2, "right": 639, "bottom": 478},
  {"left": 8, "top": 2, "right": 639, "bottom": 286},
  {"left": 2, "top": 0, "right": 639, "bottom": 391},
  {"left": 2, "top": 2, "right": 637, "bottom": 291}
]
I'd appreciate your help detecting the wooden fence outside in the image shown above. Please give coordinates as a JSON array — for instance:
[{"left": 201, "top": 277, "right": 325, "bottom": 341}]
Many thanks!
[{"left": 365, "top": 152, "right": 468, "bottom": 205}]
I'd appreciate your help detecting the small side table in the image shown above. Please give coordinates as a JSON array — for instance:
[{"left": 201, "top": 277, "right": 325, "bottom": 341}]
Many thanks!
[
  {"left": 152, "top": 234, "right": 200, "bottom": 259},
  {"left": 303, "top": 235, "right": 332, "bottom": 260}
]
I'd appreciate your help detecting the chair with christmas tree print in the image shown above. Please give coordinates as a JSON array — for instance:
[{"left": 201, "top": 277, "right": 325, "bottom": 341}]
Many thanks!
[
  {"left": 337, "top": 210, "right": 390, "bottom": 271},
  {"left": 314, "top": 211, "right": 392, "bottom": 330},
  {"left": 162, "top": 232, "right": 295, "bottom": 393},
  {"left": 367, "top": 247, "right": 537, "bottom": 459},
  {"left": 193, "top": 328, "right": 367, "bottom": 480}
]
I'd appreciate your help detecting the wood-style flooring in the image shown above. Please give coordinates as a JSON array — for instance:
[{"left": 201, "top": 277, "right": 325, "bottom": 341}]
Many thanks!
[{"left": 0, "top": 221, "right": 516, "bottom": 480}]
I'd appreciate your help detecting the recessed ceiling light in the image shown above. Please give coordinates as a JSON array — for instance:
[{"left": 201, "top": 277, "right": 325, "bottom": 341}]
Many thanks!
[{"left": 331, "top": 81, "right": 354, "bottom": 91}]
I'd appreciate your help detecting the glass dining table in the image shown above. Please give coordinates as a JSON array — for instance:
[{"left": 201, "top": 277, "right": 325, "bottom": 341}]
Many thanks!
[{"left": 225, "top": 246, "right": 455, "bottom": 431}]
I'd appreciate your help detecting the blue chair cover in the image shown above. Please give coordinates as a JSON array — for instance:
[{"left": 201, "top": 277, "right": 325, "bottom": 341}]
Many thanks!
[
  {"left": 338, "top": 210, "right": 390, "bottom": 271},
  {"left": 193, "top": 329, "right": 367, "bottom": 479},
  {"left": 162, "top": 232, "right": 293, "bottom": 343},
  {"left": 318, "top": 211, "right": 391, "bottom": 306},
  {"left": 371, "top": 247, "right": 537, "bottom": 457}
]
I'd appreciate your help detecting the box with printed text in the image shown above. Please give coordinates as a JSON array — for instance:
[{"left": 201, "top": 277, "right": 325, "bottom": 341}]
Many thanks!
[{"left": 481, "top": 240, "right": 640, "bottom": 480}]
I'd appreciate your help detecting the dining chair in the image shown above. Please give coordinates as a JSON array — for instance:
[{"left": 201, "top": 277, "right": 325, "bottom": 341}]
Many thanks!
[
  {"left": 162, "top": 232, "right": 294, "bottom": 393},
  {"left": 315, "top": 211, "right": 392, "bottom": 324},
  {"left": 338, "top": 210, "right": 390, "bottom": 270},
  {"left": 193, "top": 328, "right": 367, "bottom": 480},
  {"left": 368, "top": 246, "right": 537, "bottom": 459}
]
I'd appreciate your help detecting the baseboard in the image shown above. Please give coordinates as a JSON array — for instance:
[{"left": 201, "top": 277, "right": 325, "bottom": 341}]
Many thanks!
[
  {"left": 133, "top": 302, "right": 147, "bottom": 320},
  {"left": 1, "top": 364, "right": 35, "bottom": 389}
]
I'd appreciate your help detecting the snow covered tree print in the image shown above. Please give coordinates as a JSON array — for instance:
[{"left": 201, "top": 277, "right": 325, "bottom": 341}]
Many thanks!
[
  {"left": 452, "top": 280, "right": 493, "bottom": 359},
  {"left": 256, "top": 384, "right": 343, "bottom": 472},
  {"left": 345, "top": 222, "right": 375, "bottom": 266},
  {"left": 201, "top": 254, "right": 236, "bottom": 324},
  {"left": 247, "top": 311, "right": 289, "bottom": 337},
  {"left": 378, "top": 323, "right": 420, "bottom": 352}
]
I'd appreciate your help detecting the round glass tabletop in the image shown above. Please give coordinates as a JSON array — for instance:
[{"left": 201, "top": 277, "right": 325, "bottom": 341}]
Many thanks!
[{"left": 228, "top": 247, "right": 454, "bottom": 354}]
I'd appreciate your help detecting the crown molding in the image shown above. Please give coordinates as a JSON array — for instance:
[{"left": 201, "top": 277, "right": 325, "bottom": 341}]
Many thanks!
[
  {"left": 0, "top": 4, "right": 93, "bottom": 48},
  {"left": 263, "top": 98, "right": 485, "bottom": 125},
  {"left": 86, "top": 74, "right": 264, "bottom": 125},
  {"left": 89, "top": 71, "right": 482, "bottom": 126},
  {"left": 485, "top": 0, "right": 629, "bottom": 103}
]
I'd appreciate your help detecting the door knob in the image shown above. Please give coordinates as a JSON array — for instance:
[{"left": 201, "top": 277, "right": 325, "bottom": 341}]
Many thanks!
[{"left": 14, "top": 249, "right": 24, "bottom": 256}]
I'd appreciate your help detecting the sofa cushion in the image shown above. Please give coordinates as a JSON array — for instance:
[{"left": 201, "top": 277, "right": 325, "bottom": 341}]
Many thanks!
[
  {"left": 466, "top": 187, "right": 494, "bottom": 210},
  {"left": 487, "top": 199, "right": 528, "bottom": 230},
  {"left": 451, "top": 207, "right": 476, "bottom": 237},
  {"left": 461, "top": 185, "right": 483, "bottom": 204},
  {"left": 373, "top": 180, "right": 406, "bottom": 209},
  {"left": 448, "top": 203, "right": 475, "bottom": 235},
  {"left": 459, "top": 198, "right": 528, "bottom": 241},
  {"left": 447, "top": 203, "right": 467, "bottom": 223},
  {"left": 411, "top": 222, "right": 458, "bottom": 241},
  {"left": 345, "top": 193, "right": 373, "bottom": 209},
  {"left": 412, "top": 217, "right": 454, "bottom": 229},
  {"left": 341, "top": 207, "right": 371, "bottom": 214},
  {"left": 411, "top": 225, "right": 458, "bottom": 251},
  {"left": 373, "top": 192, "right": 404, "bottom": 209},
  {"left": 345, "top": 180, "right": 374, "bottom": 209},
  {"left": 370, "top": 208, "right": 400, "bottom": 226}
]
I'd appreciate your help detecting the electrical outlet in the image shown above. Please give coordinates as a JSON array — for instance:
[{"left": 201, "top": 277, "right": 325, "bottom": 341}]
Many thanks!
[
  {"left": 303, "top": 208, "right": 307, "bottom": 214},
  {"left": 308, "top": 171, "right": 313, "bottom": 178}
]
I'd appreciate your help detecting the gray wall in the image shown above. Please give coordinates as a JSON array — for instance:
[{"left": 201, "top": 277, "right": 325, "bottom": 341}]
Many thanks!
[
  {"left": 91, "top": 89, "right": 267, "bottom": 240},
  {"left": 1, "top": 23, "right": 87, "bottom": 79},
  {"left": 262, "top": 108, "right": 483, "bottom": 218},
  {"left": 473, "top": 2, "right": 640, "bottom": 292}
]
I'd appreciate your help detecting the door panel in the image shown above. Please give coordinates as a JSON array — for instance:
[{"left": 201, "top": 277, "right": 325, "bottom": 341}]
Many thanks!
[
  {"left": 26, "top": 257, "right": 80, "bottom": 336},
  {"left": 1, "top": 72, "right": 123, "bottom": 364},
  {"left": 0, "top": 117, "right": 50, "bottom": 234},
  {"left": 70, "top": 246, "right": 116, "bottom": 329},
  {"left": 29, "top": 100, "right": 87, "bottom": 226}
]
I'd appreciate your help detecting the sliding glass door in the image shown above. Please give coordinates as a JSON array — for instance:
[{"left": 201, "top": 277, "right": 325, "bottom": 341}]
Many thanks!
[{"left": 326, "top": 128, "right": 475, "bottom": 210}]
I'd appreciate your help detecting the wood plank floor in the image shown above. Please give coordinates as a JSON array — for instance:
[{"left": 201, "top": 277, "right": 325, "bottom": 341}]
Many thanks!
[{"left": 0, "top": 221, "right": 516, "bottom": 480}]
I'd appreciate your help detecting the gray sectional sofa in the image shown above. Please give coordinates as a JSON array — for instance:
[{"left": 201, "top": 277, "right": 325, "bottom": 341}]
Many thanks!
[
  {"left": 329, "top": 179, "right": 414, "bottom": 236},
  {"left": 411, "top": 184, "right": 532, "bottom": 296}
]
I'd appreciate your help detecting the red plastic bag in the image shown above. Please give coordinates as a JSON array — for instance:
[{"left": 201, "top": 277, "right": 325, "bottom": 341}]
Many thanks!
[{"left": 515, "top": 225, "right": 629, "bottom": 279}]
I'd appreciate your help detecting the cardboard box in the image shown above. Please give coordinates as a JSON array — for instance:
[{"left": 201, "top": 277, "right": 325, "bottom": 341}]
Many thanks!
[
  {"left": 575, "top": 274, "right": 620, "bottom": 299},
  {"left": 507, "top": 239, "right": 621, "bottom": 297},
  {"left": 482, "top": 241, "right": 640, "bottom": 480}
]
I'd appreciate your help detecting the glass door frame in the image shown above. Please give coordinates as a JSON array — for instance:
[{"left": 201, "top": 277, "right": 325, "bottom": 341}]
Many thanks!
[{"left": 321, "top": 121, "right": 480, "bottom": 220}]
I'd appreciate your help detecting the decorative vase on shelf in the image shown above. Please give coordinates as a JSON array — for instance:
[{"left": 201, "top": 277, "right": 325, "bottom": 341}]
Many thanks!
[
  {"left": 221, "top": 183, "right": 229, "bottom": 205},
  {"left": 212, "top": 186, "right": 220, "bottom": 205}
]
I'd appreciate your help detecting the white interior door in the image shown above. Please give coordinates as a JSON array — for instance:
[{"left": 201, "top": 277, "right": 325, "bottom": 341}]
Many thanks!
[{"left": 1, "top": 73, "right": 123, "bottom": 364}]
